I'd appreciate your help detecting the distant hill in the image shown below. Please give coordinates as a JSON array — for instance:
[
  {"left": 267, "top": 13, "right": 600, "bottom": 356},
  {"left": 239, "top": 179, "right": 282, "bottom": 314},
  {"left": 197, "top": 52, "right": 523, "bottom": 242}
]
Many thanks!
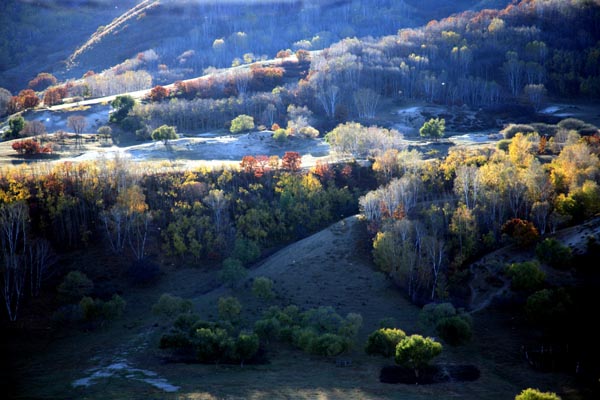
[{"left": 0, "top": 0, "right": 511, "bottom": 92}]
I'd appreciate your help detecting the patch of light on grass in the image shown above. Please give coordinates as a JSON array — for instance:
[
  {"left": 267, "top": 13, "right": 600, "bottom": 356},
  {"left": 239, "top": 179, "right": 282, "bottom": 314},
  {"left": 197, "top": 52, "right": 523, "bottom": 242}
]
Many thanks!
[{"left": 72, "top": 359, "right": 179, "bottom": 392}]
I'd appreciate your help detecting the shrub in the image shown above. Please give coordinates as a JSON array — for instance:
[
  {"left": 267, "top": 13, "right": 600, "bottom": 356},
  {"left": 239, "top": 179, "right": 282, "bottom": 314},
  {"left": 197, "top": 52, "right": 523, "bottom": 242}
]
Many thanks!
[
  {"left": 252, "top": 277, "right": 274, "bottom": 300},
  {"left": 219, "top": 258, "right": 247, "bottom": 288},
  {"left": 419, "top": 303, "right": 457, "bottom": 328},
  {"left": 58, "top": 271, "right": 94, "bottom": 303},
  {"left": 152, "top": 293, "right": 193, "bottom": 318},
  {"left": 230, "top": 114, "right": 254, "bottom": 133},
  {"left": 79, "top": 294, "right": 125, "bottom": 321},
  {"left": 497, "top": 139, "right": 511, "bottom": 152},
  {"left": 80, "top": 296, "right": 99, "bottom": 320},
  {"left": 419, "top": 303, "right": 472, "bottom": 346},
  {"left": 502, "top": 218, "right": 539, "bottom": 248},
  {"left": 506, "top": 261, "right": 546, "bottom": 292},
  {"left": 557, "top": 118, "right": 598, "bottom": 136},
  {"left": 232, "top": 238, "right": 260, "bottom": 265},
  {"left": 254, "top": 317, "right": 281, "bottom": 342},
  {"left": 102, "top": 294, "right": 126, "bottom": 319},
  {"left": 515, "top": 388, "right": 561, "bottom": 400},
  {"left": 218, "top": 296, "right": 242, "bottom": 322},
  {"left": 436, "top": 316, "right": 472, "bottom": 346},
  {"left": 310, "top": 333, "right": 348, "bottom": 356},
  {"left": 292, "top": 327, "right": 318, "bottom": 352},
  {"left": 173, "top": 313, "right": 202, "bottom": 333},
  {"left": 234, "top": 333, "right": 260, "bottom": 366},
  {"left": 535, "top": 239, "right": 572, "bottom": 269},
  {"left": 365, "top": 328, "right": 407, "bottom": 357},
  {"left": 501, "top": 124, "right": 536, "bottom": 139},
  {"left": 525, "top": 289, "right": 572, "bottom": 327},
  {"left": 338, "top": 313, "right": 363, "bottom": 338},
  {"left": 12, "top": 139, "right": 52, "bottom": 155},
  {"left": 193, "top": 327, "right": 234, "bottom": 363},
  {"left": 273, "top": 128, "right": 288, "bottom": 143}
]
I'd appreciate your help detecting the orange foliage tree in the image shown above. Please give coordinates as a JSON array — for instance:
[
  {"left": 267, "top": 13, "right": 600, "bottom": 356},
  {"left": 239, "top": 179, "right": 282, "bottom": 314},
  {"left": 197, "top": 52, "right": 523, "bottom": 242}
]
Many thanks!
[
  {"left": 149, "top": 85, "right": 170, "bottom": 102},
  {"left": 28, "top": 73, "right": 57, "bottom": 91},
  {"left": 282, "top": 151, "right": 301, "bottom": 172}
]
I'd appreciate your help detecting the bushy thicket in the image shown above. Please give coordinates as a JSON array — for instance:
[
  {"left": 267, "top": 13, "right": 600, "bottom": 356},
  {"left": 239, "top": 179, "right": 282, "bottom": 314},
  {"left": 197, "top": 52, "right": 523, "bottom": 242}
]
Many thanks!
[{"left": 253, "top": 305, "right": 362, "bottom": 356}]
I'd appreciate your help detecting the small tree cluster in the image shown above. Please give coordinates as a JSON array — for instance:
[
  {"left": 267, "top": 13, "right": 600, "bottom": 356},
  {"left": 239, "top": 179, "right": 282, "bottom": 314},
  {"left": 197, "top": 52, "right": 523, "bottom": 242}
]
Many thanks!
[
  {"left": 152, "top": 293, "right": 193, "bottom": 318},
  {"left": 159, "top": 314, "right": 259, "bottom": 366},
  {"left": 253, "top": 305, "right": 362, "bottom": 356},
  {"left": 506, "top": 261, "right": 546, "bottom": 292},
  {"left": 80, "top": 294, "right": 126, "bottom": 321},
  {"left": 535, "top": 238, "right": 572, "bottom": 269},
  {"left": 419, "top": 302, "right": 472, "bottom": 346}
]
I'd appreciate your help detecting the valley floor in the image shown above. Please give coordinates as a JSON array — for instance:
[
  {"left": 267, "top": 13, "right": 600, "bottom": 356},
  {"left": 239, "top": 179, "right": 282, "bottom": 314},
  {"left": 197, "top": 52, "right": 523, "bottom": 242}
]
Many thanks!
[{"left": 3, "top": 217, "right": 578, "bottom": 399}]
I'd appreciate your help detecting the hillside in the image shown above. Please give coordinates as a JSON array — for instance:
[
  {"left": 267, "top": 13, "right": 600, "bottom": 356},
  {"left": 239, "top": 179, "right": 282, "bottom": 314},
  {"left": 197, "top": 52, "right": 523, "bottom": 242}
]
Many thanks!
[
  {"left": 5, "top": 216, "right": 571, "bottom": 399},
  {"left": 0, "top": 0, "right": 512, "bottom": 92}
]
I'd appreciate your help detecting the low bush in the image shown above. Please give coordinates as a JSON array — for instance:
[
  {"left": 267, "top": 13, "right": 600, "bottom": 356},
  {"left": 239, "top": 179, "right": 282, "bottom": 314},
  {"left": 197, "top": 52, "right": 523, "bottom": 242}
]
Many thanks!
[
  {"left": 57, "top": 271, "right": 94, "bottom": 303},
  {"left": 365, "top": 328, "right": 407, "bottom": 357},
  {"left": 535, "top": 238, "right": 572, "bottom": 269},
  {"left": 506, "top": 261, "right": 546, "bottom": 292},
  {"left": 152, "top": 293, "right": 193, "bottom": 318}
]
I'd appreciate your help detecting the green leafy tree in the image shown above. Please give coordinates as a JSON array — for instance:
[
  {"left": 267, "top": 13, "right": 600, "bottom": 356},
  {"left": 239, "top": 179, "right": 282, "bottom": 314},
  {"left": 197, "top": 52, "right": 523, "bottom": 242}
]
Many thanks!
[
  {"left": 506, "top": 261, "right": 546, "bottom": 292},
  {"left": 219, "top": 258, "right": 247, "bottom": 288},
  {"left": 395, "top": 335, "right": 442, "bottom": 379},
  {"left": 7, "top": 116, "right": 25, "bottom": 138},
  {"left": 252, "top": 276, "right": 274, "bottom": 300},
  {"left": 310, "top": 333, "right": 348, "bottom": 356},
  {"left": 515, "top": 388, "right": 561, "bottom": 400},
  {"left": 419, "top": 118, "right": 445, "bottom": 141},
  {"left": 230, "top": 114, "right": 255, "bottom": 133},
  {"left": 232, "top": 237, "right": 260, "bottom": 265},
  {"left": 152, "top": 293, "right": 193, "bottom": 318},
  {"left": 193, "top": 327, "right": 233, "bottom": 363},
  {"left": 365, "top": 328, "right": 406, "bottom": 357},
  {"left": 57, "top": 271, "right": 94, "bottom": 303},
  {"left": 535, "top": 238, "right": 572, "bottom": 269},
  {"left": 109, "top": 95, "right": 135, "bottom": 123},
  {"left": 151, "top": 125, "right": 177, "bottom": 145},
  {"left": 235, "top": 333, "right": 259, "bottom": 367},
  {"left": 218, "top": 296, "right": 242, "bottom": 322}
]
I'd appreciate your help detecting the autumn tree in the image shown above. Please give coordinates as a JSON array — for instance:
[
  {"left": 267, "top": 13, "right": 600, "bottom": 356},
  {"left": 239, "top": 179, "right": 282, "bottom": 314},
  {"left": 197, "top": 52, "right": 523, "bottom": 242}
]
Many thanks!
[
  {"left": 419, "top": 118, "right": 445, "bottom": 141},
  {"left": 148, "top": 85, "right": 169, "bottom": 102},
  {"left": 21, "top": 121, "right": 46, "bottom": 139},
  {"left": 281, "top": 151, "right": 302, "bottom": 172},
  {"left": 14, "top": 89, "right": 40, "bottom": 110},
  {"left": 151, "top": 125, "right": 177, "bottom": 145},
  {"left": 28, "top": 72, "right": 57, "bottom": 90},
  {"left": 43, "top": 86, "right": 67, "bottom": 106}
]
